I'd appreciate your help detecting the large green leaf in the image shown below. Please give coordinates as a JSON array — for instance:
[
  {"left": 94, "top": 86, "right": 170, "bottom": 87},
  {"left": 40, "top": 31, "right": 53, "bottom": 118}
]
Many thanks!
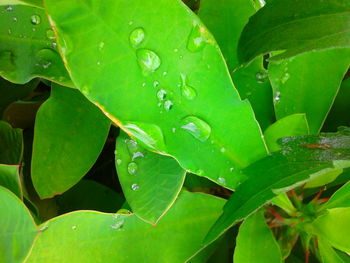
[
  {"left": 264, "top": 113, "right": 309, "bottom": 152},
  {"left": 313, "top": 208, "right": 350, "bottom": 253},
  {"left": 318, "top": 237, "right": 347, "bottom": 263},
  {"left": 0, "top": 120, "right": 22, "bottom": 164},
  {"left": 0, "top": 4, "right": 71, "bottom": 86},
  {"left": 198, "top": 0, "right": 274, "bottom": 130},
  {"left": 0, "top": 164, "right": 21, "bottom": 198},
  {"left": 115, "top": 131, "right": 186, "bottom": 224},
  {"left": 25, "top": 191, "right": 224, "bottom": 263},
  {"left": 268, "top": 49, "right": 350, "bottom": 134},
  {"left": 238, "top": 0, "right": 350, "bottom": 64},
  {"left": 321, "top": 181, "right": 350, "bottom": 210},
  {"left": 234, "top": 210, "right": 282, "bottom": 263},
  {"left": 32, "top": 84, "right": 110, "bottom": 198},
  {"left": 204, "top": 129, "right": 350, "bottom": 245},
  {"left": 45, "top": 0, "right": 268, "bottom": 189},
  {"left": 0, "top": 185, "right": 38, "bottom": 263}
]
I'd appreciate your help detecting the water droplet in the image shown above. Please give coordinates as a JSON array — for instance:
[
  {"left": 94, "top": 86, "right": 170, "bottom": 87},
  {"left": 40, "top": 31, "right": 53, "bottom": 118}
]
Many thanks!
[
  {"left": 153, "top": 81, "right": 159, "bottom": 87},
  {"left": 42, "top": 61, "right": 51, "bottom": 69},
  {"left": 157, "top": 89, "right": 167, "bottom": 101},
  {"left": 255, "top": 70, "right": 268, "bottom": 83},
  {"left": 131, "top": 183, "right": 139, "bottom": 191},
  {"left": 172, "top": 128, "right": 176, "bottom": 133},
  {"left": 39, "top": 224, "right": 49, "bottom": 232},
  {"left": 5, "top": 5, "right": 13, "bottom": 12},
  {"left": 142, "top": 82, "right": 146, "bottom": 87},
  {"left": 13, "top": 17, "right": 17, "bottom": 22},
  {"left": 71, "top": 225, "right": 77, "bottom": 230},
  {"left": 99, "top": 41, "right": 105, "bottom": 50},
  {"left": 174, "top": 48, "right": 179, "bottom": 53},
  {"left": 162, "top": 71, "right": 167, "bottom": 76},
  {"left": 125, "top": 139, "right": 139, "bottom": 153},
  {"left": 230, "top": 167, "right": 234, "bottom": 172},
  {"left": 281, "top": 72, "right": 290, "bottom": 84},
  {"left": 97, "top": 61, "right": 101, "bottom": 66},
  {"left": 132, "top": 152, "right": 144, "bottom": 160},
  {"left": 128, "top": 162, "right": 138, "bottom": 175},
  {"left": 187, "top": 23, "right": 211, "bottom": 52},
  {"left": 129, "top": 27, "right": 145, "bottom": 48},
  {"left": 111, "top": 219, "right": 124, "bottom": 230},
  {"left": 180, "top": 116, "right": 211, "bottom": 142},
  {"left": 274, "top": 91, "right": 281, "bottom": 102},
  {"left": 180, "top": 74, "right": 197, "bottom": 100},
  {"left": 164, "top": 100, "right": 173, "bottom": 111},
  {"left": 116, "top": 159, "right": 122, "bottom": 165},
  {"left": 46, "top": 29, "right": 55, "bottom": 40},
  {"left": 124, "top": 122, "right": 167, "bottom": 153},
  {"left": 32, "top": 27, "right": 36, "bottom": 32},
  {"left": 30, "top": 14, "right": 41, "bottom": 25},
  {"left": 8, "top": 29, "right": 11, "bottom": 35},
  {"left": 128, "top": 21, "right": 133, "bottom": 25},
  {"left": 136, "top": 49, "right": 161, "bottom": 74},
  {"left": 218, "top": 177, "right": 226, "bottom": 185},
  {"left": 220, "top": 147, "right": 226, "bottom": 153},
  {"left": 52, "top": 42, "right": 57, "bottom": 48}
]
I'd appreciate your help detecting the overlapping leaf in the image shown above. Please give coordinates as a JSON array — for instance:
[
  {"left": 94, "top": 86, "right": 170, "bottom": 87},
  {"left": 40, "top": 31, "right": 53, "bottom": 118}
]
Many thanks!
[
  {"left": 45, "top": 0, "right": 268, "bottom": 189},
  {"left": 0, "top": 120, "right": 22, "bottom": 164},
  {"left": 0, "top": 164, "right": 21, "bottom": 198}
]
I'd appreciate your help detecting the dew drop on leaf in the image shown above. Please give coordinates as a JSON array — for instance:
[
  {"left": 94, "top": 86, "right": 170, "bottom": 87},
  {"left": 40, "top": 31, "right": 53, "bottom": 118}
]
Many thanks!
[
  {"left": 136, "top": 49, "right": 161, "bottom": 73},
  {"left": 128, "top": 162, "right": 138, "bottom": 175},
  {"left": 116, "top": 159, "right": 122, "bottom": 165},
  {"left": 110, "top": 219, "right": 124, "bottom": 230},
  {"left": 255, "top": 70, "right": 268, "bottom": 83},
  {"left": 180, "top": 116, "right": 211, "bottom": 142},
  {"left": 5, "top": 5, "right": 13, "bottom": 12},
  {"left": 12, "top": 17, "right": 17, "bottom": 22},
  {"left": 46, "top": 29, "right": 55, "bottom": 40},
  {"left": 129, "top": 27, "right": 145, "bottom": 48},
  {"left": 187, "top": 23, "right": 210, "bottom": 52},
  {"left": 125, "top": 139, "right": 139, "bottom": 154},
  {"left": 164, "top": 100, "right": 173, "bottom": 111},
  {"left": 274, "top": 91, "right": 281, "bottom": 103},
  {"left": 71, "top": 225, "right": 77, "bottom": 230},
  {"left": 281, "top": 72, "right": 290, "bottom": 84},
  {"left": 180, "top": 74, "right": 197, "bottom": 100},
  {"left": 218, "top": 177, "right": 226, "bottom": 185},
  {"left": 30, "top": 14, "right": 41, "bottom": 25},
  {"left": 157, "top": 89, "right": 167, "bottom": 101},
  {"left": 131, "top": 183, "right": 139, "bottom": 191},
  {"left": 132, "top": 151, "right": 144, "bottom": 160}
]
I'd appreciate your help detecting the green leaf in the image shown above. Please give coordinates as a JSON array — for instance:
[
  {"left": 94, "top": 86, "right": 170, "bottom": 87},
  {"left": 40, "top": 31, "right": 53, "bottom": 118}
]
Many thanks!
[
  {"left": 321, "top": 181, "right": 350, "bottom": 210},
  {"left": 313, "top": 208, "right": 350, "bottom": 253},
  {"left": 204, "top": 129, "right": 350, "bottom": 245},
  {"left": 264, "top": 113, "right": 309, "bottom": 152},
  {"left": 318, "top": 237, "right": 346, "bottom": 263},
  {"left": 32, "top": 84, "right": 110, "bottom": 198},
  {"left": 270, "top": 192, "right": 296, "bottom": 216},
  {"left": 45, "top": 0, "right": 268, "bottom": 189},
  {"left": 0, "top": 4, "right": 71, "bottom": 86},
  {"left": 0, "top": 77, "right": 39, "bottom": 117},
  {"left": 238, "top": 0, "right": 350, "bottom": 64},
  {"left": 198, "top": 0, "right": 274, "bottom": 130},
  {"left": 0, "top": 1, "right": 42, "bottom": 8},
  {"left": 268, "top": 49, "right": 350, "bottom": 134},
  {"left": 25, "top": 191, "right": 224, "bottom": 263},
  {"left": 234, "top": 210, "right": 282, "bottom": 263},
  {"left": 115, "top": 131, "right": 186, "bottom": 224},
  {"left": 304, "top": 168, "right": 343, "bottom": 188},
  {"left": 0, "top": 164, "right": 21, "bottom": 198},
  {"left": 56, "top": 179, "right": 125, "bottom": 214},
  {"left": 0, "top": 185, "right": 38, "bottom": 263},
  {"left": 0, "top": 120, "right": 22, "bottom": 164}
]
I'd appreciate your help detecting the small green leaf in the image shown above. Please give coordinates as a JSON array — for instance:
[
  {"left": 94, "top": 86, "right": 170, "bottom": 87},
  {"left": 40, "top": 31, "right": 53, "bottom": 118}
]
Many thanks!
[
  {"left": 313, "top": 208, "right": 350, "bottom": 253},
  {"left": 270, "top": 193, "right": 296, "bottom": 216},
  {"left": 0, "top": 4, "right": 71, "bottom": 86},
  {"left": 45, "top": 0, "right": 268, "bottom": 189},
  {"left": 264, "top": 113, "right": 309, "bottom": 152},
  {"left": 32, "top": 84, "right": 110, "bottom": 198},
  {"left": 234, "top": 210, "right": 282, "bottom": 263},
  {"left": 0, "top": 185, "right": 38, "bottom": 263},
  {"left": 0, "top": 164, "right": 21, "bottom": 198},
  {"left": 321, "top": 181, "right": 350, "bottom": 210},
  {"left": 25, "top": 191, "right": 225, "bottom": 263},
  {"left": 268, "top": 49, "right": 350, "bottom": 134},
  {"left": 318, "top": 237, "right": 346, "bottom": 263},
  {"left": 115, "top": 131, "right": 186, "bottom": 224},
  {"left": 0, "top": 120, "right": 22, "bottom": 164},
  {"left": 238, "top": 0, "right": 350, "bottom": 63},
  {"left": 304, "top": 168, "right": 343, "bottom": 188}
]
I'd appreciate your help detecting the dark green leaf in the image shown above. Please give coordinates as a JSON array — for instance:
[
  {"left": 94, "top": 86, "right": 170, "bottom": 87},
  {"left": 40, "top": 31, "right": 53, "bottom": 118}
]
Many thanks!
[
  {"left": 45, "top": 0, "right": 268, "bottom": 189},
  {"left": 0, "top": 164, "right": 21, "bottom": 198},
  {"left": 32, "top": 84, "right": 110, "bottom": 198},
  {"left": 115, "top": 131, "right": 186, "bottom": 224},
  {"left": 0, "top": 4, "right": 71, "bottom": 86},
  {"left": 268, "top": 48, "right": 350, "bottom": 134},
  {"left": 204, "top": 129, "right": 350, "bottom": 245},
  {"left": 0, "top": 120, "right": 22, "bottom": 164},
  {"left": 238, "top": 0, "right": 350, "bottom": 64},
  {"left": 25, "top": 191, "right": 225, "bottom": 263}
]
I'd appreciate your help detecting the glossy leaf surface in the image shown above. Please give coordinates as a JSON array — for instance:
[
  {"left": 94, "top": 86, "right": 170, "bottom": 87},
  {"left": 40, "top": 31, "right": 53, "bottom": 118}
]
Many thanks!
[
  {"left": 25, "top": 191, "right": 225, "bottom": 263},
  {"left": 264, "top": 113, "right": 309, "bottom": 152},
  {"left": 32, "top": 85, "right": 110, "bottom": 198},
  {"left": 321, "top": 181, "right": 350, "bottom": 210},
  {"left": 238, "top": 0, "right": 350, "bottom": 63},
  {"left": 318, "top": 237, "right": 346, "bottom": 263},
  {"left": 0, "top": 4, "right": 71, "bottom": 86},
  {"left": 115, "top": 131, "right": 186, "bottom": 224},
  {"left": 0, "top": 1, "right": 42, "bottom": 8},
  {"left": 0, "top": 186, "right": 38, "bottom": 263},
  {"left": 269, "top": 49, "right": 350, "bottom": 134},
  {"left": 0, "top": 164, "right": 21, "bottom": 198},
  {"left": 205, "top": 129, "right": 350, "bottom": 245},
  {"left": 234, "top": 210, "right": 282, "bottom": 263},
  {"left": 45, "top": 0, "right": 268, "bottom": 189},
  {"left": 0, "top": 120, "right": 22, "bottom": 164},
  {"left": 313, "top": 208, "right": 350, "bottom": 253}
]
